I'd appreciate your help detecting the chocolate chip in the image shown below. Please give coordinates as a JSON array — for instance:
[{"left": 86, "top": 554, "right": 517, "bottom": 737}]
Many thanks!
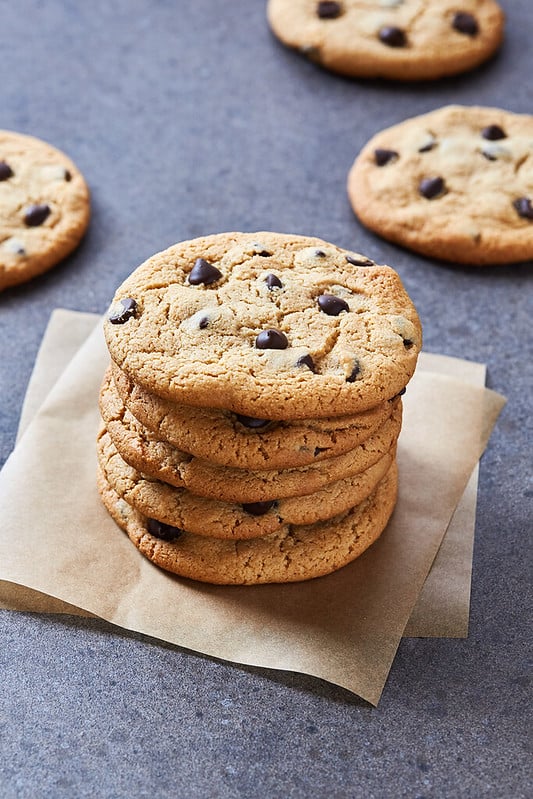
[
  {"left": 316, "top": 1, "right": 342, "bottom": 19},
  {"left": 403, "top": 338, "right": 414, "bottom": 349},
  {"left": 318, "top": 294, "right": 349, "bottom": 316},
  {"left": 64, "top": 169, "right": 72, "bottom": 181},
  {"left": 255, "top": 329, "right": 288, "bottom": 350},
  {"left": 314, "top": 249, "right": 327, "bottom": 257},
  {"left": 378, "top": 26, "right": 407, "bottom": 47},
  {"left": 482, "top": 125, "right": 506, "bottom": 141},
  {"left": 265, "top": 273, "right": 282, "bottom": 289},
  {"left": 235, "top": 414, "right": 271, "bottom": 429},
  {"left": 314, "top": 447, "right": 328, "bottom": 457},
  {"left": 418, "top": 141, "right": 436, "bottom": 153},
  {"left": 397, "top": 386, "right": 407, "bottom": 396},
  {"left": 146, "top": 518, "right": 183, "bottom": 541},
  {"left": 23, "top": 203, "right": 51, "bottom": 226},
  {"left": 513, "top": 197, "right": 533, "bottom": 220},
  {"left": 188, "top": 258, "right": 222, "bottom": 286},
  {"left": 419, "top": 176, "right": 446, "bottom": 200},
  {"left": 242, "top": 500, "right": 277, "bottom": 516},
  {"left": 256, "top": 250, "right": 272, "bottom": 257},
  {"left": 346, "top": 360, "right": 361, "bottom": 383},
  {"left": 345, "top": 254, "right": 374, "bottom": 266},
  {"left": 0, "top": 161, "right": 13, "bottom": 181},
  {"left": 374, "top": 148, "right": 398, "bottom": 167},
  {"left": 108, "top": 297, "right": 138, "bottom": 325},
  {"left": 198, "top": 316, "right": 209, "bottom": 329},
  {"left": 452, "top": 12, "right": 479, "bottom": 36},
  {"left": 296, "top": 354, "right": 316, "bottom": 372}
]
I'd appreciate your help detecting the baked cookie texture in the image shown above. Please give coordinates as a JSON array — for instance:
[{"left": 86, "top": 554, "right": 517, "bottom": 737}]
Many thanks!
[
  {"left": 267, "top": 0, "right": 504, "bottom": 81},
  {"left": 100, "top": 370, "right": 402, "bottom": 502},
  {"left": 98, "top": 232, "right": 420, "bottom": 584},
  {"left": 97, "top": 461, "right": 398, "bottom": 585},
  {"left": 105, "top": 363, "right": 398, "bottom": 471},
  {"left": 348, "top": 105, "right": 533, "bottom": 265},
  {"left": 97, "top": 426, "right": 396, "bottom": 539},
  {"left": 104, "top": 232, "right": 421, "bottom": 419},
  {"left": 0, "top": 130, "right": 90, "bottom": 291}
]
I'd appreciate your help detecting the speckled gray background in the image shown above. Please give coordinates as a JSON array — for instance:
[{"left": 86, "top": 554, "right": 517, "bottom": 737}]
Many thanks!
[{"left": 0, "top": 2, "right": 531, "bottom": 797}]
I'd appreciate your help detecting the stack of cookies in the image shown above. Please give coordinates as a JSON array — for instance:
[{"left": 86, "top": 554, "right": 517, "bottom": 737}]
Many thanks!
[{"left": 97, "top": 232, "right": 422, "bottom": 585}]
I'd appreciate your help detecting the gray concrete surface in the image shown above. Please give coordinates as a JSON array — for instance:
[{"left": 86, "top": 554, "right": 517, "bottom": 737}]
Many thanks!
[{"left": 0, "top": 2, "right": 531, "bottom": 797}]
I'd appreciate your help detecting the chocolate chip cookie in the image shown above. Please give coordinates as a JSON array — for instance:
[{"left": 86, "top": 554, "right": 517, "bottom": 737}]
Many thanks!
[
  {"left": 106, "top": 364, "right": 399, "bottom": 471},
  {"left": 97, "top": 458, "right": 398, "bottom": 584},
  {"left": 97, "top": 426, "right": 396, "bottom": 538},
  {"left": 97, "top": 381, "right": 400, "bottom": 507},
  {"left": 267, "top": 0, "right": 504, "bottom": 81},
  {"left": 0, "top": 130, "right": 90, "bottom": 291},
  {"left": 348, "top": 105, "right": 533, "bottom": 265},
  {"left": 104, "top": 232, "right": 422, "bottom": 419}
]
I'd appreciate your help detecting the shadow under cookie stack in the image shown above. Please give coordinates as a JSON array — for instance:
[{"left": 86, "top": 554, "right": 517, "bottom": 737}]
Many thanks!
[{"left": 98, "top": 232, "right": 421, "bottom": 585}]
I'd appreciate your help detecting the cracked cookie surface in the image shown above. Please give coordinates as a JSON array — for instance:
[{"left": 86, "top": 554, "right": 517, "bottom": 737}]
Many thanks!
[
  {"left": 97, "top": 458, "right": 398, "bottom": 584},
  {"left": 348, "top": 106, "right": 533, "bottom": 265},
  {"left": 267, "top": 0, "right": 504, "bottom": 80},
  {"left": 104, "top": 232, "right": 421, "bottom": 419},
  {"left": 0, "top": 130, "right": 90, "bottom": 291}
]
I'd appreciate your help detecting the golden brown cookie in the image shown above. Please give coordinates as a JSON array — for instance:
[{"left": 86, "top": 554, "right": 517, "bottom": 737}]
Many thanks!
[
  {"left": 348, "top": 105, "right": 533, "bottom": 265},
  {"left": 267, "top": 0, "right": 504, "bottom": 81},
  {"left": 105, "top": 363, "right": 400, "bottom": 472},
  {"left": 97, "top": 459, "right": 398, "bottom": 584},
  {"left": 0, "top": 130, "right": 90, "bottom": 291},
  {"left": 104, "top": 232, "right": 421, "bottom": 419},
  {"left": 97, "top": 405, "right": 398, "bottom": 532}
]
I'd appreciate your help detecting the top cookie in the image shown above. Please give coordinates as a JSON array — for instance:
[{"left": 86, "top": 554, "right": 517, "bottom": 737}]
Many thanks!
[
  {"left": 0, "top": 130, "right": 90, "bottom": 291},
  {"left": 348, "top": 105, "right": 533, "bottom": 265},
  {"left": 104, "top": 232, "right": 421, "bottom": 419},
  {"left": 267, "top": 0, "right": 504, "bottom": 81}
]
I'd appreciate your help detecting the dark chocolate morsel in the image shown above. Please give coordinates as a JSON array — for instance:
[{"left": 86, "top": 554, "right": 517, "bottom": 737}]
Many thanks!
[
  {"left": 188, "top": 257, "right": 222, "bottom": 286},
  {"left": 64, "top": 169, "right": 72, "bottom": 181},
  {"left": 403, "top": 338, "right": 414, "bottom": 349},
  {"left": 346, "top": 361, "right": 361, "bottom": 383},
  {"left": 198, "top": 316, "right": 209, "bottom": 329},
  {"left": 23, "top": 203, "right": 51, "bottom": 226},
  {"left": 314, "top": 249, "right": 327, "bottom": 257},
  {"left": 378, "top": 26, "right": 407, "bottom": 47},
  {"left": 255, "top": 329, "right": 288, "bottom": 350},
  {"left": 513, "top": 197, "right": 533, "bottom": 220},
  {"left": 318, "top": 293, "right": 349, "bottom": 316},
  {"left": 452, "top": 12, "right": 479, "bottom": 36},
  {"left": 146, "top": 518, "right": 183, "bottom": 541},
  {"left": 397, "top": 387, "right": 407, "bottom": 397},
  {"left": 0, "top": 161, "right": 14, "bottom": 181},
  {"left": 374, "top": 148, "right": 399, "bottom": 167},
  {"left": 419, "top": 176, "right": 446, "bottom": 200},
  {"left": 418, "top": 141, "right": 436, "bottom": 153},
  {"left": 316, "top": 1, "right": 342, "bottom": 19},
  {"left": 256, "top": 250, "right": 272, "bottom": 257},
  {"left": 296, "top": 354, "right": 316, "bottom": 372},
  {"left": 265, "top": 273, "right": 283, "bottom": 289},
  {"left": 345, "top": 254, "right": 374, "bottom": 266},
  {"left": 482, "top": 125, "right": 506, "bottom": 141},
  {"left": 108, "top": 297, "right": 138, "bottom": 325},
  {"left": 242, "top": 500, "right": 277, "bottom": 516},
  {"left": 235, "top": 414, "right": 271, "bottom": 429}
]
